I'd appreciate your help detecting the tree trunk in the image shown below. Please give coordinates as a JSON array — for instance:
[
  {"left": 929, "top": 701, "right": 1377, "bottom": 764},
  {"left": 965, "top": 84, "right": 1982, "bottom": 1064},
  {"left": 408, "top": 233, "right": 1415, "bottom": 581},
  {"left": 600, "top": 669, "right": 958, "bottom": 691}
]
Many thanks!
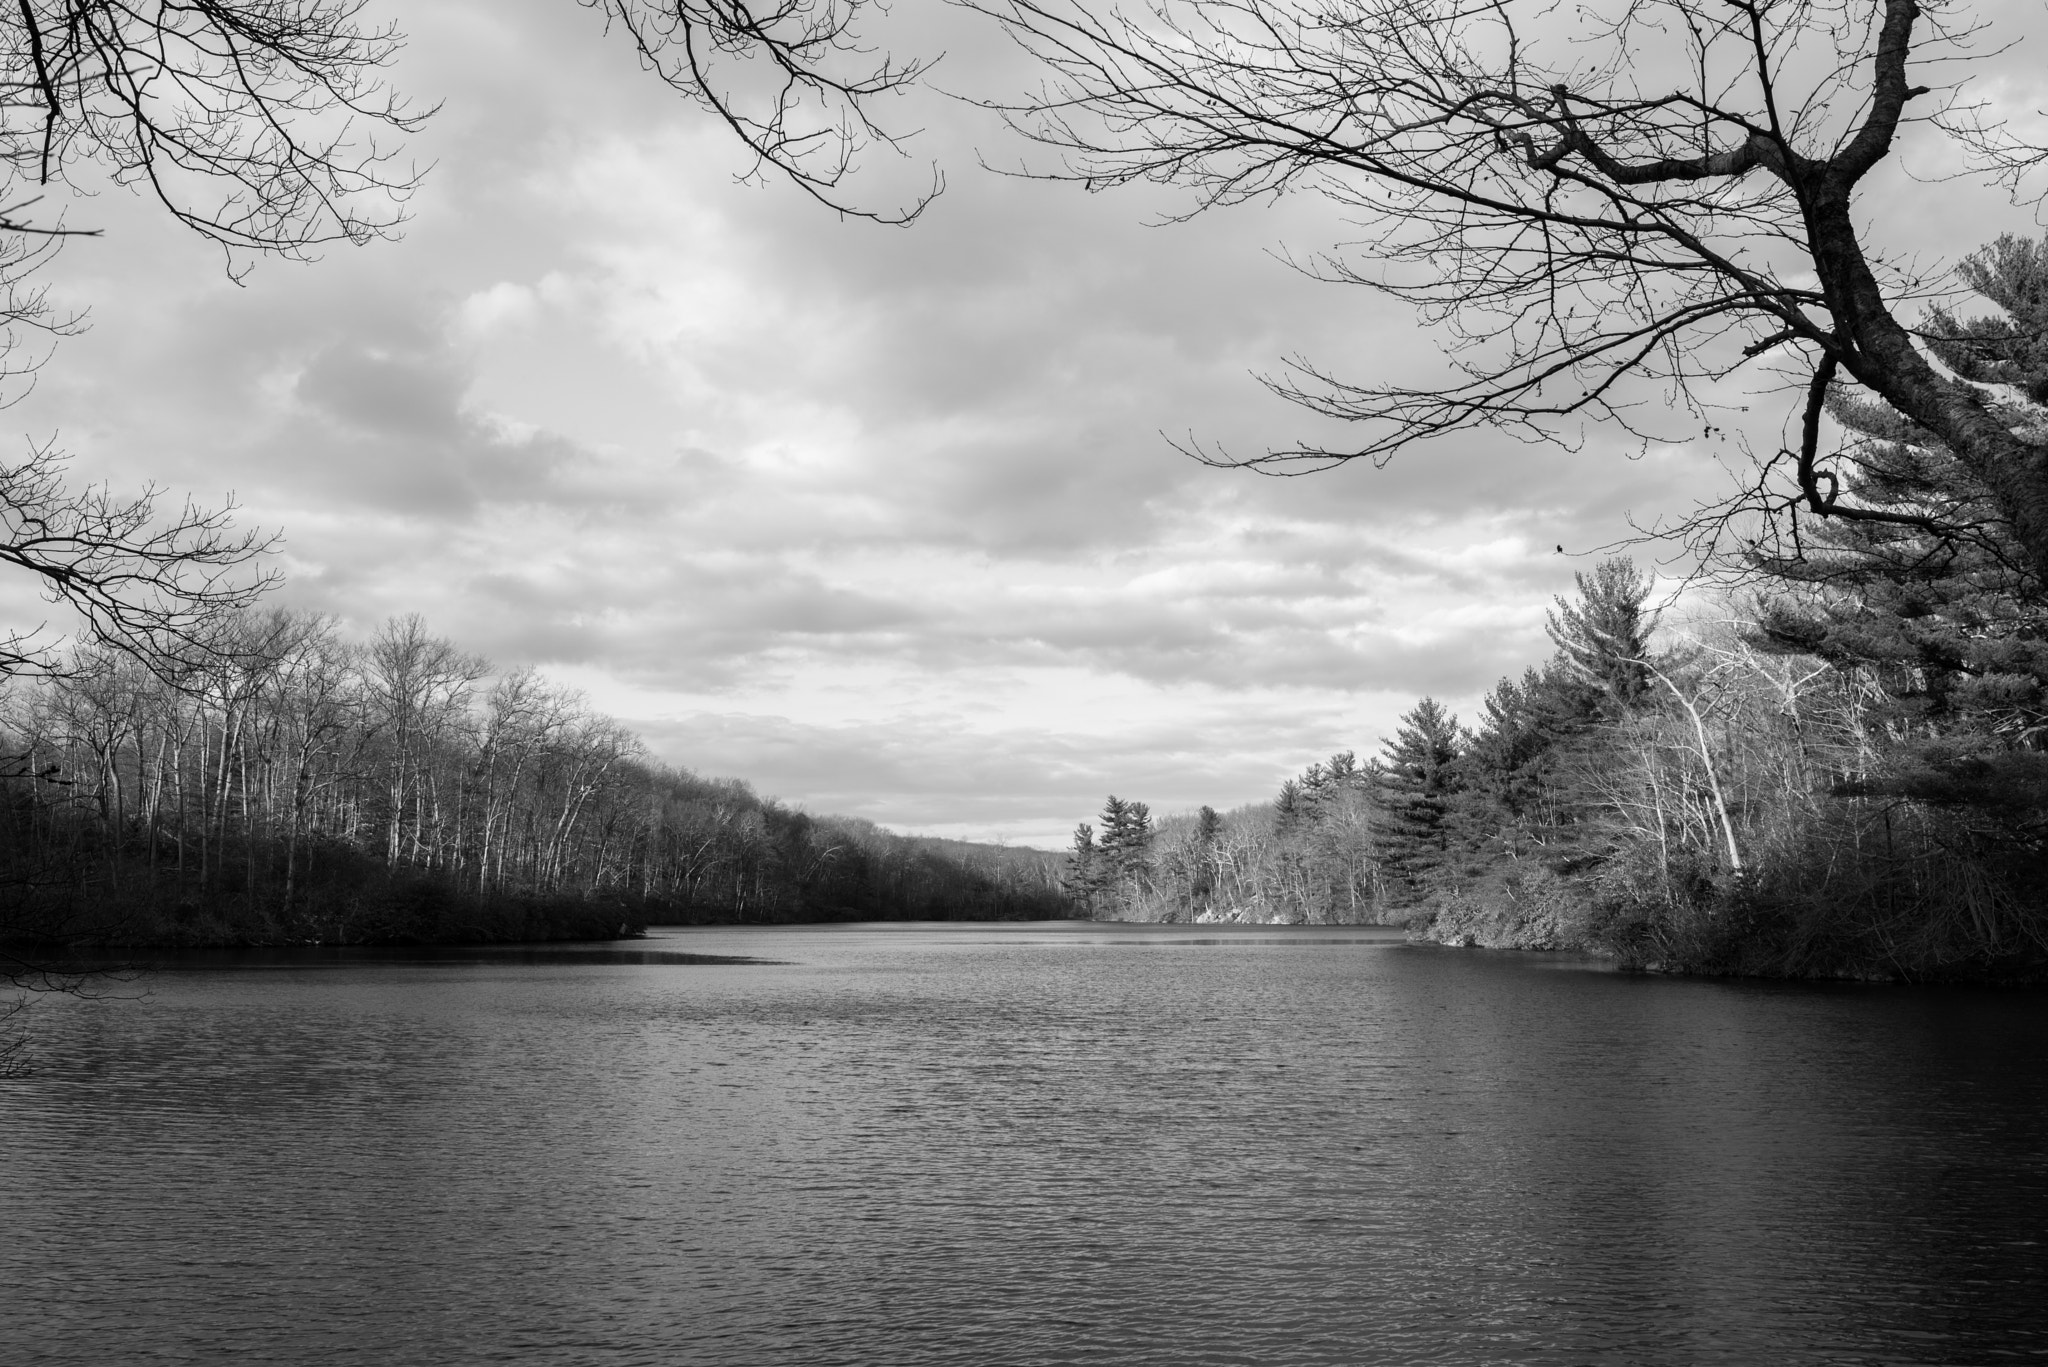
[{"left": 1806, "top": 185, "right": 2048, "bottom": 583}]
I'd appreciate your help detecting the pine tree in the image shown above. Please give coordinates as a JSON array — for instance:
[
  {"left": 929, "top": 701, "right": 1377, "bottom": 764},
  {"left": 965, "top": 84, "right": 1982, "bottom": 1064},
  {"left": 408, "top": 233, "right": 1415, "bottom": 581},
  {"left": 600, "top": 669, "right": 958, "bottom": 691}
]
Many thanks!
[
  {"left": 1750, "top": 232, "right": 2048, "bottom": 753},
  {"left": 1377, "top": 698, "right": 1465, "bottom": 897},
  {"left": 1094, "top": 795, "right": 1154, "bottom": 916},
  {"left": 1459, "top": 666, "right": 1568, "bottom": 856},
  {"left": 1463, "top": 669, "right": 1549, "bottom": 817},
  {"left": 1545, "top": 558, "right": 1657, "bottom": 721},
  {"left": 1324, "top": 750, "right": 1362, "bottom": 787},
  {"left": 1191, "top": 804, "right": 1222, "bottom": 910},
  {"left": 1273, "top": 778, "right": 1307, "bottom": 836},
  {"left": 1437, "top": 556, "right": 1662, "bottom": 883},
  {"left": 1064, "top": 822, "right": 1101, "bottom": 917}
]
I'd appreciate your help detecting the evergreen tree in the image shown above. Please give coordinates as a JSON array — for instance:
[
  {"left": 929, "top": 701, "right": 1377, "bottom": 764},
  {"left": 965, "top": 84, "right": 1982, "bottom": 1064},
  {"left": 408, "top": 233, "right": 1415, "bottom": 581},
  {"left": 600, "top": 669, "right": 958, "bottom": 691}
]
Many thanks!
[
  {"left": 1545, "top": 558, "right": 1657, "bottom": 721},
  {"left": 1750, "top": 232, "right": 2048, "bottom": 756},
  {"left": 1462, "top": 668, "right": 1554, "bottom": 824},
  {"left": 1064, "top": 822, "right": 1101, "bottom": 917},
  {"left": 1094, "top": 796, "right": 1154, "bottom": 916},
  {"left": 1377, "top": 698, "right": 1465, "bottom": 897},
  {"left": 1449, "top": 562, "right": 1671, "bottom": 889},
  {"left": 1191, "top": 804, "right": 1221, "bottom": 908},
  {"left": 1273, "top": 778, "right": 1307, "bottom": 836}
]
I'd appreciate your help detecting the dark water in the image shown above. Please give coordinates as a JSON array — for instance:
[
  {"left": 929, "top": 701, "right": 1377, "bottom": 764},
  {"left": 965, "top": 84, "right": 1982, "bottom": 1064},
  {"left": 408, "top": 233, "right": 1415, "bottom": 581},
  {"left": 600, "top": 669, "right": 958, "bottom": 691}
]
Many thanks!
[{"left": 5, "top": 922, "right": 2046, "bottom": 1365}]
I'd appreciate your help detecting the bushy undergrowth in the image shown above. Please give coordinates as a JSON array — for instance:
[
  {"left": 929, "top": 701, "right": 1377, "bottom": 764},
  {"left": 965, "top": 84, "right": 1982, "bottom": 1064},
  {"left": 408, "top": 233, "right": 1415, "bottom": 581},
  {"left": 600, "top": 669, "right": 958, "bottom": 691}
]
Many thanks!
[
  {"left": 1426, "top": 865, "right": 1600, "bottom": 950},
  {"left": 1607, "top": 803, "right": 2048, "bottom": 982},
  {"left": 1438, "top": 800, "right": 2048, "bottom": 983}
]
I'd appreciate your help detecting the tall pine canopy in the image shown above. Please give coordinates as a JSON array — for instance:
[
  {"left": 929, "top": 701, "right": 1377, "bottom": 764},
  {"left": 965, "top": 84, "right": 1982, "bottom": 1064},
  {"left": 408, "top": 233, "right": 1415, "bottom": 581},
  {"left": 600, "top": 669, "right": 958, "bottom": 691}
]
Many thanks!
[
  {"left": 1751, "top": 233, "right": 2048, "bottom": 752},
  {"left": 1377, "top": 698, "right": 1464, "bottom": 895},
  {"left": 1544, "top": 559, "right": 1657, "bottom": 721},
  {"left": 1457, "top": 559, "right": 1659, "bottom": 869},
  {"left": 1065, "top": 822, "right": 1101, "bottom": 913}
]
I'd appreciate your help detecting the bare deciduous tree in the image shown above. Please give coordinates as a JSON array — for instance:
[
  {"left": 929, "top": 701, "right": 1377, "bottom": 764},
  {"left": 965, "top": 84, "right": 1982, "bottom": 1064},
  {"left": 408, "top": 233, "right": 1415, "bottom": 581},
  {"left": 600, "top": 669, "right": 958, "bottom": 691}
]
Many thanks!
[
  {"left": 587, "top": 0, "right": 939, "bottom": 220},
  {"left": 0, "top": 444, "right": 275, "bottom": 678},
  {"left": 968, "top": 0, "right": 2048, "bottom": 574},
  {"left": 0, "top": 1, "right": 937, "bottom": 681},
  {"left": 1, "top": 0, "right": 426, "bottom": 254},
  {"left": 0, "top": 0, "right": 931, "bottom": 270}
]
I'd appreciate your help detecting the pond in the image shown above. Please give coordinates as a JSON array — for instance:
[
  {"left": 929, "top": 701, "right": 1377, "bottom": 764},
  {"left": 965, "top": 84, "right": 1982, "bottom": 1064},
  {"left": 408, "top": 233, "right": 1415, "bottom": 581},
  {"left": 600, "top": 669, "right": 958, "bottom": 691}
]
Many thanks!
[{"left": 5, "top": 922, "right": 2046, "bottom": 1365}]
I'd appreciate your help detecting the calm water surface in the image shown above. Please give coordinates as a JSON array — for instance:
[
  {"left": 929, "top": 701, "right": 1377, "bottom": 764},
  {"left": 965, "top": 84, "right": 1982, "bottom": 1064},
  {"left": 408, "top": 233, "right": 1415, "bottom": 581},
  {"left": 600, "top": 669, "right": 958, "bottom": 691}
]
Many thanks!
[{"left": 5, "top": 922, "right": 2046, "bottom": 1365}]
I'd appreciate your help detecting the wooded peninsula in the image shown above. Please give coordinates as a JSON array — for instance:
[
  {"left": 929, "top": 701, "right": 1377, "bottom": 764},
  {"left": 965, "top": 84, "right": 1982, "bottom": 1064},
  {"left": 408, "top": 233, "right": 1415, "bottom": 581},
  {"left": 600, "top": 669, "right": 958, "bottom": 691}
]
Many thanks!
[
  {"left": 1071, "top": 561, "right": 2045, "bottom": 984},
  {"left": 1064, "top": 238, "right": 2048, "bottom": 983}
]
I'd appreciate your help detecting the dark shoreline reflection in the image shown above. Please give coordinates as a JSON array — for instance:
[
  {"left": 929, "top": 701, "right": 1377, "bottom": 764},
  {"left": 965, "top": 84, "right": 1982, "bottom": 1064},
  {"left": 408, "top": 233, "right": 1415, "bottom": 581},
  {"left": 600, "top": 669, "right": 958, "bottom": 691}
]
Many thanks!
[
  {"left": 42, "top": 941, "right": 784, "bottom": 972},
  {"left": 6, "top": 921, "right": 2045, "bottom": 1366}
]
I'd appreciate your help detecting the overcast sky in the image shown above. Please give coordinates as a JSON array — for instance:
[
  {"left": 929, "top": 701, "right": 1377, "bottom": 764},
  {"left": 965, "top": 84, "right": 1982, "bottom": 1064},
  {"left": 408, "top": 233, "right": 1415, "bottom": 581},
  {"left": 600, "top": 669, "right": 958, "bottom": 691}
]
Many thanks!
[{"left": 11, "top": 0, "right": 2048, "bottom": 847}]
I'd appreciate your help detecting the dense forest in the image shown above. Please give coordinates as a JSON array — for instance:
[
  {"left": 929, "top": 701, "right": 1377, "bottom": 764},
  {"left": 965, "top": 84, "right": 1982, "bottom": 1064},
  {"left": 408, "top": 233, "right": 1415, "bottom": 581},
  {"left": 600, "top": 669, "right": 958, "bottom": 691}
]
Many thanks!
[
  {"left": 1069, "top": 234, "right": 2048, "bottom": 984},
  {"left": 0, "top": 612, "right": 1069, "bottom": 955}
]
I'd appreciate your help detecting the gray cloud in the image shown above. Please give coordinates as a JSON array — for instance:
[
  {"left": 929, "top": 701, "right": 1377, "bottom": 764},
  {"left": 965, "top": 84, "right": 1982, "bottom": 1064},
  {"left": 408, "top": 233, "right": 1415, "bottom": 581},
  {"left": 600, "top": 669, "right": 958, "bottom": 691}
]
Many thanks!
[
  {"left": 631, "top": 700, "right": 1382, "bottom": 847},
  {"left": 10, "top": 0, "right": 2042, "bottom": 845}
]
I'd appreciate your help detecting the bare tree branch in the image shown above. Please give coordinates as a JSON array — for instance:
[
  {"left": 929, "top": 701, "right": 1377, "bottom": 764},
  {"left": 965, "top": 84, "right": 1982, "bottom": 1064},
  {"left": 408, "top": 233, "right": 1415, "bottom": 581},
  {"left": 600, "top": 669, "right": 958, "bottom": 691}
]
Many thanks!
[
  {"left": 586, "top": 0, "right": 941, "bottom": 222},
  {"left": 965, "top": 0, "right": 2048, "bottom": 578},
  {"left": 0, "top": 442, "right": 276, "bottom": 680}
]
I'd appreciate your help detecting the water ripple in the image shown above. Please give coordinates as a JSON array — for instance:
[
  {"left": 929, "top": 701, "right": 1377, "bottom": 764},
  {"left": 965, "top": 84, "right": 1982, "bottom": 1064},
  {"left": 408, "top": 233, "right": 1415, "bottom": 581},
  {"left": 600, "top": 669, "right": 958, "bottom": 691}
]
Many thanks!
[{"left": 4, "top": 923, "right": 2046, "bottom": 1365}]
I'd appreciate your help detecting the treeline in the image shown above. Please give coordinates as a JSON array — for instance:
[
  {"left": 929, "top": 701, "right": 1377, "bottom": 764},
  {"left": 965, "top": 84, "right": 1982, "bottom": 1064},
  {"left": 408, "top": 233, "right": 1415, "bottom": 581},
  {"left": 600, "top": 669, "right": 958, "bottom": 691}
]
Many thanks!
[
  {"left": 1070, "top": 236, "right": 2048, "bottom": 982},
  {"left": 1065, "top": 768, "right": 1379, "bottom": 924},
  {"left": 0, "top": 612, "right": 1069, "bottom": 950},
  {"left": 1075, "top": 556, "right": 2048, "bottom": 979}
]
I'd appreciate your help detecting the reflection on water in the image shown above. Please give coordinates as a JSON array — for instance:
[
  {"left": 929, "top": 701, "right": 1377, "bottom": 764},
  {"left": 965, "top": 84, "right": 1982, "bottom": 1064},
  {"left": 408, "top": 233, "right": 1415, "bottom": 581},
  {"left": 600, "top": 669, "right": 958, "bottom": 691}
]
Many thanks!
[
  {"left": 6, "top": 922, "right": 2046, "bottom": 1365},
  {"left": 63, "top": 943, "right": 782, "bottom": 970}
]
